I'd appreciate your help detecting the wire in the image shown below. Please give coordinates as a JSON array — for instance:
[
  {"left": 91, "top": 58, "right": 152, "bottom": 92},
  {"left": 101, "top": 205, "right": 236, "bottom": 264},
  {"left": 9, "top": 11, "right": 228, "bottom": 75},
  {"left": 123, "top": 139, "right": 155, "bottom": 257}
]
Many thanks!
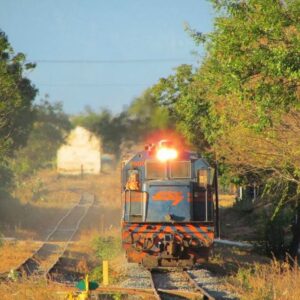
[
  {"left": 26, "top": 58, "right": 200, "bottom": 64},
  {"left": 37, "top": 83, "right": 148, "bottom": 87}
]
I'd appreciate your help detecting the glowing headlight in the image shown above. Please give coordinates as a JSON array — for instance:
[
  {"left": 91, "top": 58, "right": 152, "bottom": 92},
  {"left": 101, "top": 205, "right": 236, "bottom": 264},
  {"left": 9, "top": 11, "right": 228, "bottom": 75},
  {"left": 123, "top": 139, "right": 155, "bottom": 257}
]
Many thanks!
[{"left": 156, "top": 148, "right": 178, "bottom": 161}]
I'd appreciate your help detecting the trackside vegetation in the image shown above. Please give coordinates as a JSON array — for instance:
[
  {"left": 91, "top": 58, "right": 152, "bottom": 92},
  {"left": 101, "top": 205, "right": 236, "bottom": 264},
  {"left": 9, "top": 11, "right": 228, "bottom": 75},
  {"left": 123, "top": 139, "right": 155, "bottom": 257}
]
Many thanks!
[
  {"left": 151, "top": 0, "right": 300, "bottom": 259},
  {"left": 228, "top": 259, "right": 300, "bottom": 300},
  {"left": 0, "top": 1, "right": 300, "bottom": 299},
  {"left": 0, "top": 31, "right": 37, "bottom": 189}
]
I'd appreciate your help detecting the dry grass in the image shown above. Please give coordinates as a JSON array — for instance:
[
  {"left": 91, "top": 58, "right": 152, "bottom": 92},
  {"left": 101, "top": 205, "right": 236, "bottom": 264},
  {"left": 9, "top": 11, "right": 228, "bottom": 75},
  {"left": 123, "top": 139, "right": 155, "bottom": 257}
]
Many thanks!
[
  {"left": 0, "top": 240, "right": 42, "bottom": 273},
  {"left": 227, "top": 259, "right": 300, "bottom": 300},
  {"left": 219, "top": 194, "right": 236, "bottom": 208},
  {"left": 14, "top": 167, "right": 121, "bottom": 208},
  {"left": 14, "top": 169, "right": 88, "bottom": 207},
  {"left": 208, "top": 245, "right": 300, "bottom": 300},
  {"left": 89, "top": 227, "right": 125, "bottom": 285},
  {"left": 0, "top": 168, "right": 121, "bottom": 239},
  {"left": 205, "top": 245, "right": 270, "bottom": 278},
  {"left": 0, "top": 279, "right": 73, "bottom": 300},
  {"left": 0, "top": 167, "right": 122, "bottom": 295}
]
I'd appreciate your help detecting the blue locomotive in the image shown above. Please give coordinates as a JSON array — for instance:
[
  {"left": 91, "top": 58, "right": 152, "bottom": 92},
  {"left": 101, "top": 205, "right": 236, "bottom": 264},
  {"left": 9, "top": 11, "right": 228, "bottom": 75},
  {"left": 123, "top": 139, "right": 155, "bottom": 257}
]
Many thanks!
[{"left": 121, "top": 140, "right": 215, "bottom": 267}]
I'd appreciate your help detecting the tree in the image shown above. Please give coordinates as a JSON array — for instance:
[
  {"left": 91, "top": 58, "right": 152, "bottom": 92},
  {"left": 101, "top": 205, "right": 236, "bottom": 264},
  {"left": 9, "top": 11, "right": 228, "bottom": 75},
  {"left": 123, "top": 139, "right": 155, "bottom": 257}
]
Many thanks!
[
  {"left": 0, "top": 31, "right": 37, "bottom": 158},
  {"left": 0, "top": 31, "right": 37, "bottom": 188},
  {"left": 151, "top": 64, "right": 211, "bottom": 151},
  {"left": 11, "top": 97, "right": 72, "bottom": 177},
  {"left": 127, "top": 89, "right": 171, "bottom": 139},
  {"left": 73, "top": 108, "right": 128, "bottom": 155},
  {"left": 154, "top": 0, "right": 300, "bottom": 179},
  {"left": 152, "top": 0, "right": 300, "bottom": 256},
  {"left": 202, "top": 0, "right": 300, "bottom": 258},
  {"left": 73, "top": 91, "right": 171, "bottom": 156}
]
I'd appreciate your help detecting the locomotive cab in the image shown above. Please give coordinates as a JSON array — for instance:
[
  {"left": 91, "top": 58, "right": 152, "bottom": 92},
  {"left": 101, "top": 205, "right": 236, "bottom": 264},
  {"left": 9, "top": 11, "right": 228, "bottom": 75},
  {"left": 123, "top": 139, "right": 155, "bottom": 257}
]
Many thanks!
[{"left": 121, "top": 140, "right": 215, "bottom": 268}]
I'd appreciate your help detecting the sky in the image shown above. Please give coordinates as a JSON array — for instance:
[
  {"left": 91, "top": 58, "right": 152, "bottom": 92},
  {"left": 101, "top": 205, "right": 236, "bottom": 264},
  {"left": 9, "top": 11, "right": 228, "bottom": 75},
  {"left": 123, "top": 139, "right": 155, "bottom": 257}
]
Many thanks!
[{"left": 1, "top": 0, "right": 215, "bottom": 114}]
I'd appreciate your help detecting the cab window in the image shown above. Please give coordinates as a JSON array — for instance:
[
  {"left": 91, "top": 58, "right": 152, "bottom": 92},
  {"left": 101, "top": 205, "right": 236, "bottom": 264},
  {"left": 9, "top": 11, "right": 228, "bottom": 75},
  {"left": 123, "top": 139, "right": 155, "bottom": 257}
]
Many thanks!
[
  {"left": 170, "top": 161, "right": 191, "bottom": 179},
  {"left": 125, "top": 169, "right": 140, "bottom": 190},
  {"left": 145, "top": 161, "right": 166, "bottom": 179}
]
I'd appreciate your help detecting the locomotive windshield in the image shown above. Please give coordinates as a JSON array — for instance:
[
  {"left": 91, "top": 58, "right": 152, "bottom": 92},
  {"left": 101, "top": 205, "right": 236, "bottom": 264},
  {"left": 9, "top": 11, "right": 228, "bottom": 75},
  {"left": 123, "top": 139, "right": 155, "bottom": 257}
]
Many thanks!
[
  {"left": 169, "top": 161, "right": 191, "bottom": 179},
  {"left": 145, "top": 161, "right": 166, "bottom": 179},
  {"left": 145, "top": 160, "right": 191, "bottom": 179}
]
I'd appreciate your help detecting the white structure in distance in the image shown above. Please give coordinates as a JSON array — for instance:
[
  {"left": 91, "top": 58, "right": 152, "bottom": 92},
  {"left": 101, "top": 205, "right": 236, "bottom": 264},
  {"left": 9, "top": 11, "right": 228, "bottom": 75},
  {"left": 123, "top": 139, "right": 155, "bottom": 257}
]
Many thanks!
[{"left": 57, "top": 126, "right": 101, "bottom": 175}]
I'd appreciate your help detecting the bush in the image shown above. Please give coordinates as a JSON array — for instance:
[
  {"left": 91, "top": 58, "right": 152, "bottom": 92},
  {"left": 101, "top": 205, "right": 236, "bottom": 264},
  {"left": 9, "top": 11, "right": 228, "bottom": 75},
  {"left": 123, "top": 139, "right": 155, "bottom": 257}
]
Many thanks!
[
  {"left": 90, "top": 236, "right": 122, "bottom": 283},
  {"left": 264, "top": 211, "right": 292, "bottom": 258},
  {"left": 228, "top": 259, "right": 300, "bottom": 300},
  {"left": 93, "top": 236, "right": 122, "bottom": 261},
  {"left": 0, "top": 162, "right": 14, "bottom": 190}
]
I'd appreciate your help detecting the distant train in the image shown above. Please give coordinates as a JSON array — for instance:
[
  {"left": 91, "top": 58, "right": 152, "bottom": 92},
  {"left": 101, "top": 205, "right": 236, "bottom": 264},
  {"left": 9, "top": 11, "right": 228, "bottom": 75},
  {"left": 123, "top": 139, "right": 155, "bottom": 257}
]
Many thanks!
[{"left": 121, "top": 140, "right": 215, "bottom": 268}]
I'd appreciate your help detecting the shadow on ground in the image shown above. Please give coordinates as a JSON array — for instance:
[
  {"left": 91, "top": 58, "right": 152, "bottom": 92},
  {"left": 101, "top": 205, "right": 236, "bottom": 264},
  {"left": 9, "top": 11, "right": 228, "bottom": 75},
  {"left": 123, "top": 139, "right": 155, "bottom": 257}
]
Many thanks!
[{"left": 0, "top": 190, "right": 121, "bottom": 240}]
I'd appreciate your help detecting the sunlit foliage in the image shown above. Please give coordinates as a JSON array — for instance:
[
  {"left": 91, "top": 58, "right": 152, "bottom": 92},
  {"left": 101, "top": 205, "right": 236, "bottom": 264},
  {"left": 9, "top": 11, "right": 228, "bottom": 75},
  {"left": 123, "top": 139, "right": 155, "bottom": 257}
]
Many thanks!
[{"left": 151, "top": 0, "right": 300, "bottom": 256}]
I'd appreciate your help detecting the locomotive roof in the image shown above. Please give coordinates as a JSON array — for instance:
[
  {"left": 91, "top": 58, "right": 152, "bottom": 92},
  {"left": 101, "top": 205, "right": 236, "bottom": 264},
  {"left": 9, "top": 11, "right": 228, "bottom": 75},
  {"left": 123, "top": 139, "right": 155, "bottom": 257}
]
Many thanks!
[{"left": 122, "top": 149, "right": 204, "bottom": 164}]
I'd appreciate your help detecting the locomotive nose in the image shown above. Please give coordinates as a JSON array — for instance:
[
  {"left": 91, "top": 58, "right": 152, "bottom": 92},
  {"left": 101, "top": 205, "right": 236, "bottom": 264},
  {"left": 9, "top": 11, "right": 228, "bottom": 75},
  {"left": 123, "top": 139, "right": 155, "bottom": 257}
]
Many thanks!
[{"left": 146, "top": 182, "right": 192, "bottom": 222}]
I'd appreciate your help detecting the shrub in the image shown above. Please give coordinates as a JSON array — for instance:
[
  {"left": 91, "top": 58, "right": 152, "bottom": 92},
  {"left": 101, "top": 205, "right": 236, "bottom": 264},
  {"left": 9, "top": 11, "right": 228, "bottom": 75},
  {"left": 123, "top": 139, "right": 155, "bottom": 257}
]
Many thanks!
[
  {"left": 93, "top": 236, "right": 122, "bottom": 261},
  {"left": 228, "top": 259, "right": 300, "bottom": 300}
]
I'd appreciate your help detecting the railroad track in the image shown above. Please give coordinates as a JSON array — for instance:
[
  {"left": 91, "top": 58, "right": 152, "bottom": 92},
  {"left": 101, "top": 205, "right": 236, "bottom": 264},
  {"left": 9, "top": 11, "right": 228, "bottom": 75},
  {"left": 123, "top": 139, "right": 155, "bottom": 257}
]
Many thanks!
[
  {"left": 150, "top": 268, "right": 214, "bottom": 300},
  {"left": 1, "top": 191, "right": 239, "bottom": 299},
  {"left": 184, "top": 269, "right": 238, "bottom": 300},
  {"left": 150, "top": 269, "right": 195, "bottom": 299},
  {"left": 108, "top": 262, "right": 237, "bottom": 300},
  {"left": 12, "top": 192, "right": 94, "bottom": 280}
]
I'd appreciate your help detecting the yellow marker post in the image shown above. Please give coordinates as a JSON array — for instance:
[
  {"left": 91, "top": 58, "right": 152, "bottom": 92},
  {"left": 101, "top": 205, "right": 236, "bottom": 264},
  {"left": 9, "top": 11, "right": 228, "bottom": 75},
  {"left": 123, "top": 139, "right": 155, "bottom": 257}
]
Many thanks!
[
  {"left": 78, "top": 275, "right": 90, "bottom": 300},
  {"left": 85, "top": 274, "right": 89, "bottom": 292},
  {"left": 103, "top": 260, "right": 109, "bottom": 286}
]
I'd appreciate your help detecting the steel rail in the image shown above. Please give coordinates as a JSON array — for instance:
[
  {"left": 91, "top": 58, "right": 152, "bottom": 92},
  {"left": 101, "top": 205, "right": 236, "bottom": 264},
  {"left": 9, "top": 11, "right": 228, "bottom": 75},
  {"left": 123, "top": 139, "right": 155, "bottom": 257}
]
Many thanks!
[
  {"left": 11, "top": 197, "right": 81, "bottom": 276},
  {"left": 157, "top": 288, "right": 206, "bottom": 299},
  {"left": 5, "top": 193, "right": 94, "bottom": 280},
  {"left": 92, "top": 287, "right": 159, "bottom": 299},
  {"left": 45, "top": 194, "right": 95, "bottom": 280},
  {"left": 150, "top": 268, "right": 210, "bottom": 300},
  {"left": 43, "top": 199, "right": 81, "bottom": 242},
  {"left": 149, "top": 269, "right": 162, "bottom": 300},
  {"left": 183, "top": 271, "right": 216, "bottom": 300}
]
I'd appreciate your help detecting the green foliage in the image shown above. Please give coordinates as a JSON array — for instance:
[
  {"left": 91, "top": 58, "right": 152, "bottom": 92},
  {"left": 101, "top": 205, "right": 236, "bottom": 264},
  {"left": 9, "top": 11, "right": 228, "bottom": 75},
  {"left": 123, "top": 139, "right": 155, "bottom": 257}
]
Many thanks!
[
  {"left": 150, "top": 0, "right": 300, "bottom": 256},
  {"left": 154, "top": 0, "right": 300, "bottom": 158},
  {"left": 204, "top": 0, "right": 300, "bottom": 130},
  {"left": 151, "top": 64, "right": 210, "bottom": 150},
  {"left": 258, "top": 179, "right": 297, "bottom": 256},
  {"left": 73, "top": 91, "right": 171, "bottom": 155},
  {"left": 0, "top": 31, "right": 37, "bottom": 188},
  {"left": 265, "top": 209, "right": 293, "bottom": 257},
  {"left": 90, "top": 236, "right": 122, "bottom": 285},
  {"left": 73, "top": 108, "right": 128, "bottom": 154},
  {"left": 11, "top": 97, "right": 72, "bottom": 178},
  {"left": 30, "top": 177, "right": 46, "bottom": 202},
  {"left": 152, "top": 0, "right": 300, "bottom": 176},
  {"left": 235, "top": 267, "right": 253, "bottom": 292},
  {"left": 127, "top": 89, "right": 171, "bottom": 137},
  {"left": 0, "top": 160, "right": 14, "bottom": 190},
  {"left": 89, "top": 265, "right": 103, "bottom": 282},
  {"left": 0, "top": 31, "right": 37, "bottom": 159},
  {"left": 93, "top": 236, "right": 122, "bottom": 261}
]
